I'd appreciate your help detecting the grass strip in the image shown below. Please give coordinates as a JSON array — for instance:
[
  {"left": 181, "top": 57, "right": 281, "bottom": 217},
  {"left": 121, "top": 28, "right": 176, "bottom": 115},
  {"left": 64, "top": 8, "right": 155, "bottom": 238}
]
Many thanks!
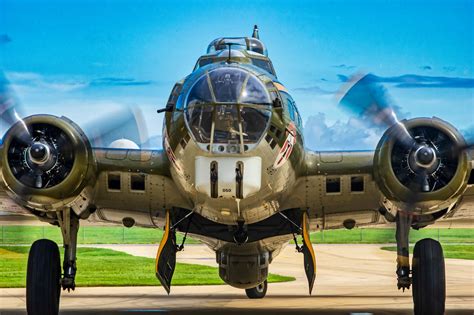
[
  {"left": 380, "top": 244, "right": 474, "bottom": 260},
  {"left": 0, "top": 246, "right": 295, "bottom": 288}
]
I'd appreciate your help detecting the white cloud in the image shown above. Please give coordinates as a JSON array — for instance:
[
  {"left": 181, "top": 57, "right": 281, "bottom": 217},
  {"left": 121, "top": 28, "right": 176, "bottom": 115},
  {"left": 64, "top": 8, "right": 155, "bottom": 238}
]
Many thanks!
[
  {"left": 6, "top": 71, "right": 88, "bottom": 92},
  {"left": 303, "top": 112, "right": 382, "bottom": 151}
]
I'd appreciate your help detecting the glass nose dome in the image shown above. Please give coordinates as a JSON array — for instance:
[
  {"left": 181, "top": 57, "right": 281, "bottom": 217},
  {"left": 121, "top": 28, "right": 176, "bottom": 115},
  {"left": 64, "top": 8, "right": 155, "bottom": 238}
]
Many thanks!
[{"left": 185, "top": 67, "right": 272, "bottom": 151}]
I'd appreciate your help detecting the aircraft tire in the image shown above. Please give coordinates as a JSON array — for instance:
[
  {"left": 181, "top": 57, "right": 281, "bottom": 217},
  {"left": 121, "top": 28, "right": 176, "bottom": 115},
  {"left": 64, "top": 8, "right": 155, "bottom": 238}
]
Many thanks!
[
  {"left": 245, "top": 280, "right": 267, "bottom": 299},
  {"left": 26, "top": 239, "right": 61, "bottom": 315},
  {"left": 412, "top": 238, "right": 445, "bottom": 315}
]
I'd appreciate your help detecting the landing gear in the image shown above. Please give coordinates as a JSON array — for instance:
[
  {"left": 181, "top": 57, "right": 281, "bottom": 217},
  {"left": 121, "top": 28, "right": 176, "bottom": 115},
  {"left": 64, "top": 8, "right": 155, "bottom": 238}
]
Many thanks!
[
  {"left": 412, "top": 238, "right": 446, "bottom": 315},
  {"left": 395, "top": 212, "right": 446, "bottom": 315},
  {"left": 395, "top": 212, "right": 412, "bottom": 290},
  {"left": 26, "top": 239, "right": 61, "bottom": 315},
  {"left": 245, "top": 280, "right": 267, "bottom": 299},
  {"left": 58, "top": 209, "right": 80, "bottom": 291},
  {"left": 26, "top": 209, "right": 80, "bottom": 315}
]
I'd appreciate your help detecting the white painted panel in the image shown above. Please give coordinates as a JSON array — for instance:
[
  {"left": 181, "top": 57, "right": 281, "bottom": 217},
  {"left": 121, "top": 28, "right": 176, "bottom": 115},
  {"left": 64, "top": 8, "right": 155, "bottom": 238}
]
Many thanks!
[{"left": 195, "top": 156, "right": 262, "bottom": 199}]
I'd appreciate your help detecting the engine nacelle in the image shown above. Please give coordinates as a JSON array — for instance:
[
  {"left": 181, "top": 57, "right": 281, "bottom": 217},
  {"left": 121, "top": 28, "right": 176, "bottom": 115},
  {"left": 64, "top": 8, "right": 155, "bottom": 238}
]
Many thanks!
[
  {"left": 374, "top": 117, "right": 470, "bottom": 214},
  {"left": 0, "top": 115, "right": 96, "bottom": 212}
]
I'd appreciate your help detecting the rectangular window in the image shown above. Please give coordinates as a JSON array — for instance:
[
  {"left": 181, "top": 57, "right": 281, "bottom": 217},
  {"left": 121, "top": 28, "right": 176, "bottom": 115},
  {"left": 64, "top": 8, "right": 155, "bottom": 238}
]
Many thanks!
[
  {"left": 351, "top": 176, "right": 364, "bottom": 192},
  {"left": 130, "top": 174, "right": 146, "bottom": 191},
  {"left": 275, "top": 128, "right": 282, "bottom": 139},
  {"left": 326, "top": 177, "right": 341, "bottom": 193},
  {"left": 251, "top": 58, "right": 275, "bottom": 75},
  {"left": 107, "top": 173, "right": 121, "bottom": 191}
]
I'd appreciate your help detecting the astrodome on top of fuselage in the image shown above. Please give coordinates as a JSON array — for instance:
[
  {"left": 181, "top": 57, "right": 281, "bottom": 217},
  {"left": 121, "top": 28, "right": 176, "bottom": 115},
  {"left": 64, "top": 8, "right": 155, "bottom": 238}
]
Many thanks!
[{"left": 206, "top": 37, "right": 268, "bottom": 56}]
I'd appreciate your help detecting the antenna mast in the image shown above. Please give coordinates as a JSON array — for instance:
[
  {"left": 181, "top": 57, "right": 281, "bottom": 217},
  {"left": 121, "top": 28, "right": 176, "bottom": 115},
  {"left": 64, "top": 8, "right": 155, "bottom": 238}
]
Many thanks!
[{"left": 252, "top": 25, "right": 260, "bottom": 39}]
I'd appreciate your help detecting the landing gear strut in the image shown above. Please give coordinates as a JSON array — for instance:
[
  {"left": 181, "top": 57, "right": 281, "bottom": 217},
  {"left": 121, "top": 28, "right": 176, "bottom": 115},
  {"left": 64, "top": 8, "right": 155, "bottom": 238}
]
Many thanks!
[
  {"left": 58, "top": 209, "right": 80, "bottom": 291},
  {"left": 395, "top": 212, "right": 412, "bottom": 290},
  {"left": 26, "top": 208, "right": 79, "bottom": 315}
]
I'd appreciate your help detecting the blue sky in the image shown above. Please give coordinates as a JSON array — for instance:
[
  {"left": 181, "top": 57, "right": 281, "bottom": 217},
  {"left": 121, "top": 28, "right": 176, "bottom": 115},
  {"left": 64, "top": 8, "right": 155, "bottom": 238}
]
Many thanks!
[{"left": 1, "top": 0, "right": 473, "bottom": 150}]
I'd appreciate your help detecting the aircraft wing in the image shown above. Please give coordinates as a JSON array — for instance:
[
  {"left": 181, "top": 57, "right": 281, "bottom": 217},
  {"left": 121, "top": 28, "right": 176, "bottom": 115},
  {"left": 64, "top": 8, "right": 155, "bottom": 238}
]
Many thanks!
[
  {"left": 283, "top": 150, "right": 384, "bottom": 230},
  {"left": 285, "top": 149, "right": 474, "bottom": 231},
  {"left": 91, "top": 148, "right": 192, "bottom": 222}
]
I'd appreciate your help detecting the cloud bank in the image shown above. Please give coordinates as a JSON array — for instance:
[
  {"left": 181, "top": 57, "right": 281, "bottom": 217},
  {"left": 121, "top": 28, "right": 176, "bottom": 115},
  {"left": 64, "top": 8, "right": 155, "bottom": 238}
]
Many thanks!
[
  {"left": 337, "top": 73, "right": 474, "bottom": 89},
  {"left": 332, "top": 64, "right": 356, "bottom": 70},
  {"left": 5, "top": 72, "right": 154, "bottom": 92},
  {"left": 303, "top": 112, "right": 381, "bottom": 151}
]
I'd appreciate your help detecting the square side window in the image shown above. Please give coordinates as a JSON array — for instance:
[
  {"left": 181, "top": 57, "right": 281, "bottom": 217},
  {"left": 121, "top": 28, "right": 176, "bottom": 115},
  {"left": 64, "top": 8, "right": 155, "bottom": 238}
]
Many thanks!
[
  {"left": 326, "top": 177, "right": 340, "bottom": 193},
  {"left": 351, "top": 176, "right": 364, "bottom": 192},
  {"left": 131, "top": 174, "right": 146, "bottom": 191},
  {"left": 108, "top": 173, "right": 121, "bottom": 191}
]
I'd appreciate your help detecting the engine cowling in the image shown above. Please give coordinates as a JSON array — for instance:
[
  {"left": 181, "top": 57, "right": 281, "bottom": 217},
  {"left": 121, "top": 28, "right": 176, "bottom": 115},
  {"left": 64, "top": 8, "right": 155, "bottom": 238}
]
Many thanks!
[
  {"left": 374, "top": 117, "right": 470, "bottom": 213},
  {"left": 0, "top": 115, "right": 95, "bottom": 212}
]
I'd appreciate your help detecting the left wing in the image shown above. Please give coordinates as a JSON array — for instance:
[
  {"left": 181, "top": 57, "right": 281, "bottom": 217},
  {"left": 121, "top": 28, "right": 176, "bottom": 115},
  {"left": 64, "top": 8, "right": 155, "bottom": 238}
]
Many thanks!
[{"left": 287, "top": 145, "right": 473, "bottom": 231}]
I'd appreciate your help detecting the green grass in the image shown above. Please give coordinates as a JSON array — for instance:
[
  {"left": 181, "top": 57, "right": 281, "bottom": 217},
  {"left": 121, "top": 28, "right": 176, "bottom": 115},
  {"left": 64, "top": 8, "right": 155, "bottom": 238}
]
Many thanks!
[
  {"left": 381, "top": 244, "right": 474, "bottom": 260},
  {"left": 1, "top": 226, "right": 472, "bottom": 245},
  {"left": 0, "top": 246, "right": 295, "bottom": 288},
  {"left": 307, "top": 228, "right": 474, "bottom": 244},
  {"left": 0, "top": 225, "right": 199, "bottom": 245}
]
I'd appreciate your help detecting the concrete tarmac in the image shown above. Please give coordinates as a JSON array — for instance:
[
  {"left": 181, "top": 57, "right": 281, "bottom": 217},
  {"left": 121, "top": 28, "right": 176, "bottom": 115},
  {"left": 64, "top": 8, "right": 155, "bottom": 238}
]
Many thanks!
[{"left": 1, "top": 244, "right": 473, "bottom": 315}]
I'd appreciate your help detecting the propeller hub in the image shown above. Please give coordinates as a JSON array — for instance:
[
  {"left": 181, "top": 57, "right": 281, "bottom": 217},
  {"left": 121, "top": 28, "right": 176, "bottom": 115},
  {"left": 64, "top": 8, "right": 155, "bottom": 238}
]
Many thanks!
[
  {"left": 414, "top": 146, "right": 436, "bottom": 168},
  {"left": 28, "top": 142, "right": 51, "bottom": 165}
]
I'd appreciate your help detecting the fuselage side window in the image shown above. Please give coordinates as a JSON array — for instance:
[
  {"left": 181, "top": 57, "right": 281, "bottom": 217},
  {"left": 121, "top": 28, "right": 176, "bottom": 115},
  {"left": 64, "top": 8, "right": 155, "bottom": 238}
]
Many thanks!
[{"left": 167, "top": 83, "right": 182, "bottom": 111}]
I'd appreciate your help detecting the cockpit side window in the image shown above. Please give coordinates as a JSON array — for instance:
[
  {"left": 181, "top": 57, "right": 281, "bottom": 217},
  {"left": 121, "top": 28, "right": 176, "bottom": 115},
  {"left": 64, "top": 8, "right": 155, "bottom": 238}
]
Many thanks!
[
  {"left": 166, "top": 83, "right": 182, "bottom": 111},
  {"left": 199, "top": 58, "right": 213, "bottom": 68},
  {"left": 251, "top": 58, "right": 275, "bottom": 75},
  {"left": 293, "top": 102, "right": 303, "bottom": 129},
  {"left": 281, "top": 91, "right": 303, "bottom": 129}
]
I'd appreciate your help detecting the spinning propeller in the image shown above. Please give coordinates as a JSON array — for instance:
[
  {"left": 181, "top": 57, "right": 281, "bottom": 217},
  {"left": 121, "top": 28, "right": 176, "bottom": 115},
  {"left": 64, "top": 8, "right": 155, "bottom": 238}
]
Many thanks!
[
  {"left": 0, "top": 71, "right": 148, "bottom": 191},
  {"left": 337, "top": 73, "right": 473, "bottom": 204}
]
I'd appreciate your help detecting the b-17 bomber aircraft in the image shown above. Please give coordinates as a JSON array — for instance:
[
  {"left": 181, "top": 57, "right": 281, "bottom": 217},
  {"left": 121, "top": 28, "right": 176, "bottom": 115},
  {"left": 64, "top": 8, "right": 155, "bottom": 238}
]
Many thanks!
[{"left": 0, "top": 26, "right": 473, "bottom": 315}]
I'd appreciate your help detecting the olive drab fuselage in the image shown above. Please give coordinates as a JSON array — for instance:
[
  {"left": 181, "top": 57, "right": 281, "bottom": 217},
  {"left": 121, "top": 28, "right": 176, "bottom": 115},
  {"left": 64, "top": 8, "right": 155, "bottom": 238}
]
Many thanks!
[{"left": 163, "top": 58, "right": 306, "bottom": 225}]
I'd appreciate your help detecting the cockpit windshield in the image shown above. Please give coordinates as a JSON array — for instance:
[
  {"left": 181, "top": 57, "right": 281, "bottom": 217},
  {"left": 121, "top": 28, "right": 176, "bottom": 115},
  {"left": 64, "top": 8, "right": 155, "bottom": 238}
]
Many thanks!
[
  {"left": 187, "top": 68, "right": 271, "bottom": 106},
  {"left": 185, "top": 68, "right": 272, "bottom": 152}
]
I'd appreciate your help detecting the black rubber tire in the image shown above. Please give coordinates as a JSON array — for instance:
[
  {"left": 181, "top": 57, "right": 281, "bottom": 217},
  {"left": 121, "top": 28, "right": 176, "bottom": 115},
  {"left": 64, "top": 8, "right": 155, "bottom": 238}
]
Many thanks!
[
  {"left": 245, "top": 280, "right": 267, "bottom": 299},
  {"left": 412, "top": 238, "right": 445, "bottom": 315},
  {"left": 26, "top": 239, "right": 61, "bottom": 315}
]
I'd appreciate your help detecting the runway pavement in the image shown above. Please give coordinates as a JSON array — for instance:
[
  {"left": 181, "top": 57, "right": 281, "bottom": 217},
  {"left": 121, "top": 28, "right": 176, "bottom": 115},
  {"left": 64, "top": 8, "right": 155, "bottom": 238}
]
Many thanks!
[{"left": 1, "top": 244, "right": 473, "bottom": 314}]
